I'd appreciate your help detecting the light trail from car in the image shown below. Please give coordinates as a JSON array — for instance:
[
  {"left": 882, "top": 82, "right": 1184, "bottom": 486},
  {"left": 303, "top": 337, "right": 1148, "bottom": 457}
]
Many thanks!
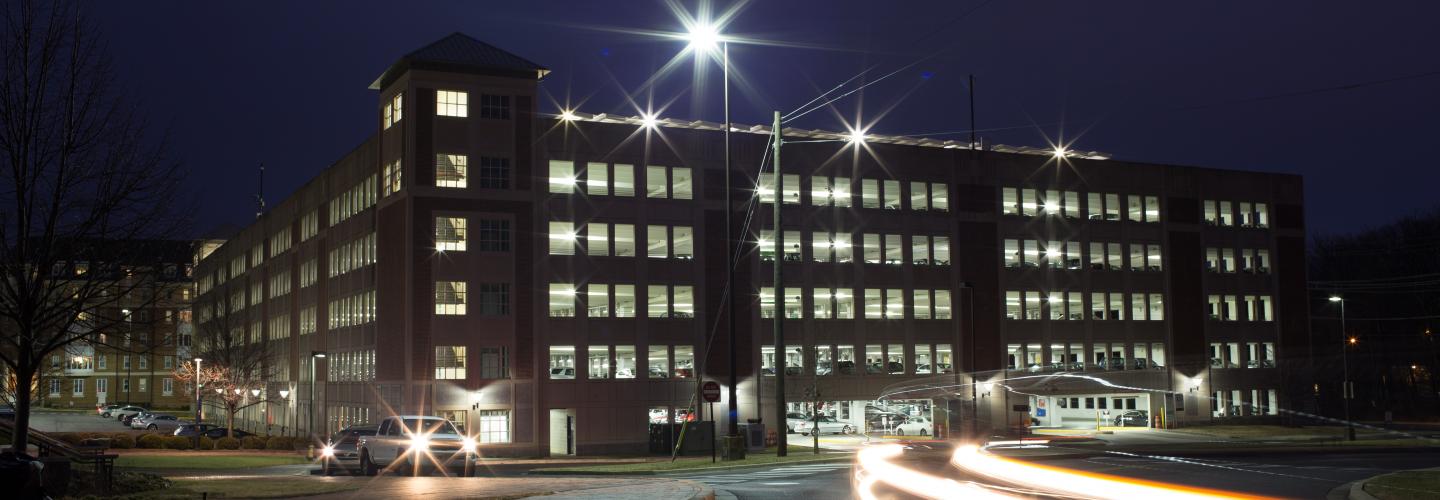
[{"left": 950, "top": 444, "right": 1279, "bottom": 500}]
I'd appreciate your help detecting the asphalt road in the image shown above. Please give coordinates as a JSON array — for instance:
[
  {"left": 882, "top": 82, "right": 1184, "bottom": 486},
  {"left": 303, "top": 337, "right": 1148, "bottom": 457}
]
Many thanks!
[
  {"left": 1052, "top": 450, "right": 1440, "bottom": 499},
  {"left": 659, "top": 462, "right": 853, "bottom": 500},
  {"left": 27, "top": 410, "right": 151, "bottom": 433}
]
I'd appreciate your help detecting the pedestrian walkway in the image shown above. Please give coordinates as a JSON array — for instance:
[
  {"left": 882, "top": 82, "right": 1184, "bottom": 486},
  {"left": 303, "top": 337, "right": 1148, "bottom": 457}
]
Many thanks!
[
  {"left": 666, "top": 462, "right": 852, "bottom": 485},
  {"left": 270, "top": 476, "right": 712, "bottom": 500}
]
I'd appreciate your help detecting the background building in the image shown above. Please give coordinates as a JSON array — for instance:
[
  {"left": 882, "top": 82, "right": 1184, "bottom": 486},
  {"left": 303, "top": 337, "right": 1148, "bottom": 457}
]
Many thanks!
[
  {"left": 193, "top": 33, "right": 1309, "bottom": 455},
  {"left": 39, "top": 240, "right": 197, "bottom": 411}
]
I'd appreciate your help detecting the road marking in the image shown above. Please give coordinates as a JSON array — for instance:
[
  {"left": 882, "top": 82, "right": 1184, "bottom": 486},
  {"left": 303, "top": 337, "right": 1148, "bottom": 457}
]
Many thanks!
[{"left": 761, "top": 482, "right": 800, "bottom": 486}]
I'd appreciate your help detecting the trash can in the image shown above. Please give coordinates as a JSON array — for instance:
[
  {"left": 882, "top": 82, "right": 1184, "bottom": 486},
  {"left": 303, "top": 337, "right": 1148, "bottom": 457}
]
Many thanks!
[{"left": 741, "top": 422, "right": 765, "bottom": 451}]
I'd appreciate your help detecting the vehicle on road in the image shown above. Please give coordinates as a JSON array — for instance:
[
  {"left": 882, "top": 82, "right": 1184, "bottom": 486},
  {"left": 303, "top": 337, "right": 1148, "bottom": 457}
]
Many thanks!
[
  {"left": 894, "top": 417, "right": 932, "bottom": 436},
  {"left": 0, "top": 405, "right": 14, "bottom": 420},
  {"left": 357, "top": 415, "right": 474, "bottom": 476},
  {"left": 97, "top": 404, "right": 120, "bottom": 416},
  {"left": 320, "top": 424, "right": 378, "bottom": 475},
  {"left": 112, "top": 406, "right": 145, "bottom": 421},
  {"left": 794, "top": 416, "right": 852, "bottom": 436},
  {"left": 1112, "top": 410, "right": 1149, "bottom": 427}
]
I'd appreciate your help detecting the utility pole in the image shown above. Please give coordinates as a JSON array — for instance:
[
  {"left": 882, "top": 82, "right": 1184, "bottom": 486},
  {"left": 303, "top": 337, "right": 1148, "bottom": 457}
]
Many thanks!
[
  {"left": 771, "top": 111, "right": 786, "bottom": 457},
  {"left": 255, "top": 163, "right": 266, "bottom": 220}
]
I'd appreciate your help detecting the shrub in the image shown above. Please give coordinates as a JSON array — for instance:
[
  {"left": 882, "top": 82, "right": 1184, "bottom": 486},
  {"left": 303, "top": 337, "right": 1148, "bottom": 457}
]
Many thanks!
[
  {"left": 241, "top": 436, "right": 267, "bottom": 449},
  {"left": 197, "top": 436, "right": 215, "bottom": 450},
  {"left": 265, "top": 436, "right": 292, "bottom": 450},
  {"left": 215, "top": 437, "right": 241, "bottom": 450},
  {"left": 164, "top": 436, "right": 191, "bottom": 450},
  {"left": 136, "top": 433, "right": 166, "bottom": 449},
  {"left": 109, "top": 433, "right": 135, "bottom": 449},
  {"left": 56, "top": 432, "right": 86, "bottom": 445}
]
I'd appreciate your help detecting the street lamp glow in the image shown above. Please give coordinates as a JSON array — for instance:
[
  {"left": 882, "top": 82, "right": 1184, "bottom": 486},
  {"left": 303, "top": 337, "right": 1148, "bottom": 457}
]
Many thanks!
[
  {"left": 279, "top": 389, "right": 289, "bottom": 399},
  {"left": 1329, "top": 296, "right": 1343, "bottom": 302},
  {"left": 641, "top": 114, "right": 659, "bottom": 129},
  {"left": 1052, "top": 146, "right": 1067, "bottom": 158},
  {"left": 559, "top": 109, "right": 578, "bottom": 121},
  {"left": 847, "top": 129, "right": 867, "bottom": 144},
  {"left": 686, "top": 24, "right": 721, "bottom": 53},
  {"left": 251, "top": 389, "right": 261, "bottom": 397},
  {"left": 1348, "top": 336, "right": 1358, "bottom": 345}
]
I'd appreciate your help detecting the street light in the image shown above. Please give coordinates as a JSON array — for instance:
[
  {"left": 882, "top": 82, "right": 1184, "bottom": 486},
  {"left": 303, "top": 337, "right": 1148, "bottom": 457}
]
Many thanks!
[
  {"left": 251, "top": 388, "right": 261, "bottom": 397},
  {"left": 683, "top": 22, "right": 741, "bottom": 448},
  {"left": 310, "top": 351, "right": 326, "bottom": 440},
  {"left": 1330, "top": 295, "right": 1356, "bottom": 441},
  {"left": 193, "top": 357, "right": 202, "bottom": 449}
]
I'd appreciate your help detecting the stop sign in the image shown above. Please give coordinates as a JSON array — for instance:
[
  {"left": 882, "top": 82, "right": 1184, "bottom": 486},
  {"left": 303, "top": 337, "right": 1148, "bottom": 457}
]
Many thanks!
[{"left": 702, "top": 381, "right": 721, "bottom": 402}]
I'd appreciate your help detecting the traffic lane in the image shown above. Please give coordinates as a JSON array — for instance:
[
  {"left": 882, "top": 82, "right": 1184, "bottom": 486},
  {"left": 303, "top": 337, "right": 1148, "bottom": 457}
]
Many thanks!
[
  {"left": 1046, "top": 450, "right": 1440, "bottom": 499},
  {"left": 705, "top": 466, "right": 853, "bottom": 500}
]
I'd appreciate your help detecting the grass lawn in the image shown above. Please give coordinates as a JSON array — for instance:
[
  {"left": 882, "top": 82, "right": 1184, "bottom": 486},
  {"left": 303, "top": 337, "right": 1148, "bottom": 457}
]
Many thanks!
[
  {"left": 150, "top": 478, "right": 359, "bottom": 499},
  {"left": 541, "top": 444, "right": 850, "bottom": 474},
  {"left": 1365, "top": 470, "right": 1440, "bottom": 500},
  {"left": 116, "top": 454, "right": 310, "bottom": 469}
]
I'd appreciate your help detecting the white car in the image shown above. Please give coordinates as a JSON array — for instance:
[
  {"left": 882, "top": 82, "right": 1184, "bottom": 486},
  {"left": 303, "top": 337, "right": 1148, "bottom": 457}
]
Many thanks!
[
  {"left": 112, "top": 406, "right": 146, "bottom": 420},
  {"left": 794, "top": 416, "right": 853, "bottom": 436},
  {"left": 357, "top": 416, "right": 474, "bottom": 476},
  {"left": 893, "top": 417, "right": 932, "bottom": 437}
]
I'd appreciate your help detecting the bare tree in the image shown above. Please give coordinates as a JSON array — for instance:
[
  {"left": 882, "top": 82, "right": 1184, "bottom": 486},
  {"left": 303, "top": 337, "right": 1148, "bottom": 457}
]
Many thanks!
[
  {"left": 0, "top": 0, "right": 185, "bottom": 451},
  {"left": 174, "top": 304, "right": 277, "bottom": 438}
]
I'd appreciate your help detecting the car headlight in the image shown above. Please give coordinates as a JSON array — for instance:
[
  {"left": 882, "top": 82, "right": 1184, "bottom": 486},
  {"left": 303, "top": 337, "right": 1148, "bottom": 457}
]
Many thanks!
[
  {"left": 410, "top": 435, "right": 430, "bottom": 452},
  {"left": 461, "top": 437, "right": 477, "bottom": 453},
  {"left": 321, "top": 445, "right": 335, "bottom": 457}
]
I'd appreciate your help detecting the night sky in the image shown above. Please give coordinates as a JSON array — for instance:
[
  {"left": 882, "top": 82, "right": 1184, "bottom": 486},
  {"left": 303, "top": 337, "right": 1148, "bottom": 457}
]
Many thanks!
[{"left": 91, "top": 1, "right": 1439, "bottom": 236}]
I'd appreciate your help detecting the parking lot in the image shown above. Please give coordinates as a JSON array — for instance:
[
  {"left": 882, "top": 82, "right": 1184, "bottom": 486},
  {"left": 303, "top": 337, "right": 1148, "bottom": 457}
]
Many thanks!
[{"left": 28, "top": 409, "right": 169, "bottom": 433}]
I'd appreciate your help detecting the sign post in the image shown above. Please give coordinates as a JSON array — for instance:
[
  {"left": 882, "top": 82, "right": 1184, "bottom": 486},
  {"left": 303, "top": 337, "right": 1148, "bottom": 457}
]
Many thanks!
[{"left": 702, "top": 381, "right": 721, "bottom": 463}]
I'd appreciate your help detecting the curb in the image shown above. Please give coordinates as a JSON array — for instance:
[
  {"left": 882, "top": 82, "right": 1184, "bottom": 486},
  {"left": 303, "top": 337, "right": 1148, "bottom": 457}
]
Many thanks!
[
  {"left": 682, "top": 480, "right": 716, "bottom": 500},
  {"left": 1106, "top": 445, "right": 1440, "bottom": 459},
  {"left": 1348, "top": 480, "right": 1380, "bottom": 500},
  {"left": 1349, "top": 466, "right": 1440, "bottom": 500},
  {"left": 530, "top": 454, "right": 853, "bottom": 476}
]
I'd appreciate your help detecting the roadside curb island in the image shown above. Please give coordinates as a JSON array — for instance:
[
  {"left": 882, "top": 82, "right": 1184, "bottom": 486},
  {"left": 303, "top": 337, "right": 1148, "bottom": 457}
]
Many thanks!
[{"left": 1349, "top": 467, "right": 1440, "bottom": 500}]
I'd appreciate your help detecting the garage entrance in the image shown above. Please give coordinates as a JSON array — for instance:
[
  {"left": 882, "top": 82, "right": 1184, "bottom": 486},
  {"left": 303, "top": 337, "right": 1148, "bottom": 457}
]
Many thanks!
[{"left": 1032, "top": 393, "right": 1151, "bottom": 429}]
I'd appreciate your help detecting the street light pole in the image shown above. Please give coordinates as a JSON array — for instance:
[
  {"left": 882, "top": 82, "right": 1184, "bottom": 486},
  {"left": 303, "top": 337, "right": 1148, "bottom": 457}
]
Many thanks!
[
  {"left": 310, "top": 351, "right": 326, "bottom": 440},
  {"left": 771, "top": 110, "right": 786, "bottom": 457},
  {"left": 723, "top": 38, "right": 740, "bottom": 445},
  {"left": 193, "top": 357, "right": 202, "bottom": 449},
  {"left": 1330, "top": 296, "right": 1355, "bottom": 441}
]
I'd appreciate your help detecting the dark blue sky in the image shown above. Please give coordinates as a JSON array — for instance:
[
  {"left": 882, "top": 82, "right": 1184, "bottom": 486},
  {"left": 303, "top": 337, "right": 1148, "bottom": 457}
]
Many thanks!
[{"left": 92, "top": 1, "right": 1439, "bottom": 236}]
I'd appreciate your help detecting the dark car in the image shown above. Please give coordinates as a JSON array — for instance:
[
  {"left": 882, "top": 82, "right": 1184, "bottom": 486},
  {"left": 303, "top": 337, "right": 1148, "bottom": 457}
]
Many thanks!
[
  {"left": 320, "top": 424, "right": 378, "bottom": 475},
  {"left": 1112, "top": 410, "right": 1149, "bottom": 427},
  {"left": 173, "top": 423, "right": 219, "bottom": 438},
  {"left": 204, "top": 428, "right": 255, "bottom": 439}
]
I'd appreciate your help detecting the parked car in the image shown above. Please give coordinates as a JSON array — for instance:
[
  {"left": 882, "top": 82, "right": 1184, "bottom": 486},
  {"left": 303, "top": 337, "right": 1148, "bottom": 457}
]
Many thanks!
[
  {"left": 112, "top": 406, "right": 146, "bottom": 421},
  {"left": 320, "top": 424, "right": 378, "bottom": 475},
  {"left": 173, "top": 423, "right": 219, "bottom": 438},
  {"left": 785, "top": 412, "right": 810, "bottom": 433},
  {"left": 98, "top": 404, "right": 122, "bottom": 417},
  {"left": 0, "top": 405, "right": 14, "bottom": 420},
  {"left": 1112, "top": 410, "right": 1149, "bottom": 427},
  {"left": 549, "top": 367, "right": 576, "bottom": 379},
  {"left": 793, "top": 416, "right": 852, "bottom": 436},
  {"left": 128, "top": 413, "right": 156, "bottom": 429},
  {"left": 893, "top": 417, "right": 932, "bottom": 436},
  {"left": 357, "top": 416, "right": 473, "bottom": 476},
  {"left": 141, "top": 415, "right": 183, "bottom": 431},
  {"left": 203, "top": 428, "right": 255, "bottom": 439}
]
